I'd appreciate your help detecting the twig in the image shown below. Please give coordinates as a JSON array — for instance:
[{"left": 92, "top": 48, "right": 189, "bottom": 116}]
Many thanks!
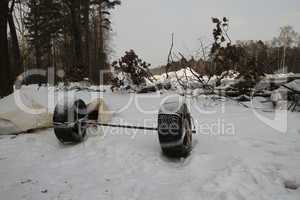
[{"left": 166, "top": 33, "right": 174, "bottom": 79}]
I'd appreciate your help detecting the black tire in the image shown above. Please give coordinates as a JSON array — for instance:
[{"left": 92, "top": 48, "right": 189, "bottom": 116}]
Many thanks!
[
  {"left": 182, "top": 118, "right": 192, "bottom": 153},
  {"left": 161, "top": 117, "right": 192, "bottom": 158},
  {"left": 53, "top": 99, "right": 87, "bottom": 143}
]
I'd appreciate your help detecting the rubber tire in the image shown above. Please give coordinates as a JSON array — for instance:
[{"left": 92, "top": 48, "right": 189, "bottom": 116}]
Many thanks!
[
  {"left": 53, "top": 99, "right": 87, "bottom": 144},
  {"left": 161, "top": 118, "right": 192, "bottom": 158}
]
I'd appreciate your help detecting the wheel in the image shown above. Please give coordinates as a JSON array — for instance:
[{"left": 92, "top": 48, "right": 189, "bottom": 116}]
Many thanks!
[
  {"left": 182, "top": 118, "right": 192, "bottom": 153},
  {"left": 158, "top": 101, "right": 193, "bottom": 158},
  {"left": 53, "top": 99, "right": 87, "bottom": 143},
  {"left": 160, "top": 117, "right": 192, "bottom": 158}
]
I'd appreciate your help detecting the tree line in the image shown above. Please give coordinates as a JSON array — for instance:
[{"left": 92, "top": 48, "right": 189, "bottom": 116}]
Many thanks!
[{"left": 1, "top": 2, "right": 300, "bottom": 98}]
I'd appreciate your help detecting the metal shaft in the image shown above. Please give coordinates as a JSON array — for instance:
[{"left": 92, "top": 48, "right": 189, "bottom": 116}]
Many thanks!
[
  {"left": 87, "top": 121, "right": 196, "bottom": 134},
  {"left": 54, "top": 121, "right": 197, "bottom": 134},
  {"left": 88, "top": 122, "right": 158, "bottom": 131}
]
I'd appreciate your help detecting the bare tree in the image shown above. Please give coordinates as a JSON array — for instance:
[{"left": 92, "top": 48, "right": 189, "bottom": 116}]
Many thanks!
[
  {"left": 166, "top": 33, "right": 174, "bottom": 79},
  {"left": 273, "top": 26, "right": 298, "bottom": 71}
]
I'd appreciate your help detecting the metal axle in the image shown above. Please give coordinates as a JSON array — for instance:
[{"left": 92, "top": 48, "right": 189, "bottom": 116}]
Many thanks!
[{"left": 54, "top": 121, "right": 197, "bottom": 134}]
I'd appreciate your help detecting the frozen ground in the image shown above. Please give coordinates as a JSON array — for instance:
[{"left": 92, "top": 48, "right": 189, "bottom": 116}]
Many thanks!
[{"left": 0, "top": 89, "right": 300, "bottom": 200}]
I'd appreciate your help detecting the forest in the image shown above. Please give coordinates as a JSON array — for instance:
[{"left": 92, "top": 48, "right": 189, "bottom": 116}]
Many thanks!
[
  {"left": 0, "top": 0, "right": 121, "bottom": 97},
  {"left": 0, "top": 0, "right": 300, "bottom": 98}
]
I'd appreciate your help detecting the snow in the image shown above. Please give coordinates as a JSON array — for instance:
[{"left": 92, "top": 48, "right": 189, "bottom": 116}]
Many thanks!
[
  {"left": 158, "top": 95, "right": 185, "bottom": 115},
  {"left": 270, "top": 80, "right": 300, "bottom": 107},
  {"left": 285, "top": 80, "right": 300, "bottom": 92},
  {"left": 0, "top": 87, "right": 300, "bottom": 199},
  {"left": 154, "top": 69, "right": 240, "bottom": 91}
]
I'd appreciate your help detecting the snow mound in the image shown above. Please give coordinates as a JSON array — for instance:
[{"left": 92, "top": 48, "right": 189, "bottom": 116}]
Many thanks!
[{"left": 154, "top": 69, "right": 239, "bottom": 90}]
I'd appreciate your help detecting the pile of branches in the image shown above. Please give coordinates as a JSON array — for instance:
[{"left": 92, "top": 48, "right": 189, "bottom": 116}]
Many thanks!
[
  {"left": 164, "top": 17, "right": 268, "bottom": 98},
  {"left": 110, "top": 50, "right": 156, "bottom": 91}
]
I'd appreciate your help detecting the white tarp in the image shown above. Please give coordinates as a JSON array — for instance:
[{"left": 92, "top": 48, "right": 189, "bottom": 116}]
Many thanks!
[{"left": 0, "top": 86, "right": 112, "bottom": 135}]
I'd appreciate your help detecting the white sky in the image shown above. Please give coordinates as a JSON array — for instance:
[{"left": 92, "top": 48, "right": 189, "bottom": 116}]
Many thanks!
[{"left": 111, "top": 0, "right": 300, "bottom": 68}]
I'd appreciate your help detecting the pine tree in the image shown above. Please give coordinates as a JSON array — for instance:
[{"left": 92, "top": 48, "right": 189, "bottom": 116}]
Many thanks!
[
  {"left": 25, "top": 0, "right": 63, "bottom": 69},
  {"left": 90, "top": 0, "right": 121, "bottom": 84},
  {"left": 24, "top": 0, "right": 121, "bottom": 82}
]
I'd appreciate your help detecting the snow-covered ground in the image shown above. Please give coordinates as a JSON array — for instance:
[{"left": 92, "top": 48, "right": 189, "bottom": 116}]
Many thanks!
[{"left": 0, "top": 88, "right": 300, "bottom": 200}]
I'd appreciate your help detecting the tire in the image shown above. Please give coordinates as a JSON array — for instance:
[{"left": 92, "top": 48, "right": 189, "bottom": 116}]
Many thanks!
[
  {"left": 53, "top": 99, "right": 87, "bottom": 143},
  {"left": 160, "top": 117, "right": 192, "bottom": 158},
  {"left": 182, "top": 118, "right": 192, "bottom": 154}
]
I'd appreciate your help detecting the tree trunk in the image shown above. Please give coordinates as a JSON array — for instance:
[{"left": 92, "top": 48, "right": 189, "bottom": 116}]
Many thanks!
[
  {"left": 83, "top": 0, "right": 91, "bottom": 81},
  {"left": 0, "top": 0, "right": 13, "bottom": 97},
  {"left": 90, "top": 13, "right": 97, "bottom": 83},
  {"left": 70, "top": 0, "right": 84, "bottom": 79},
  {"left": 32, "top": 0, "right": 41, "bottom": 68},
  {"left": 282, "top": 46, "right": 286, "bottom": 72},
  {"left": 8, "top": 0, "right": 22, "bottom": 79},
  {"left": 95, "top": 2, "right": 106, "bottom": 84}
]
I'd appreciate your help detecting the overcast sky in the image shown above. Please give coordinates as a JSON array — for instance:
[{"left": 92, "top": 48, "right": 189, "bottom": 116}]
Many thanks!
[{"left": 111, "top": 0, "right": 300, "bottom": 68}]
